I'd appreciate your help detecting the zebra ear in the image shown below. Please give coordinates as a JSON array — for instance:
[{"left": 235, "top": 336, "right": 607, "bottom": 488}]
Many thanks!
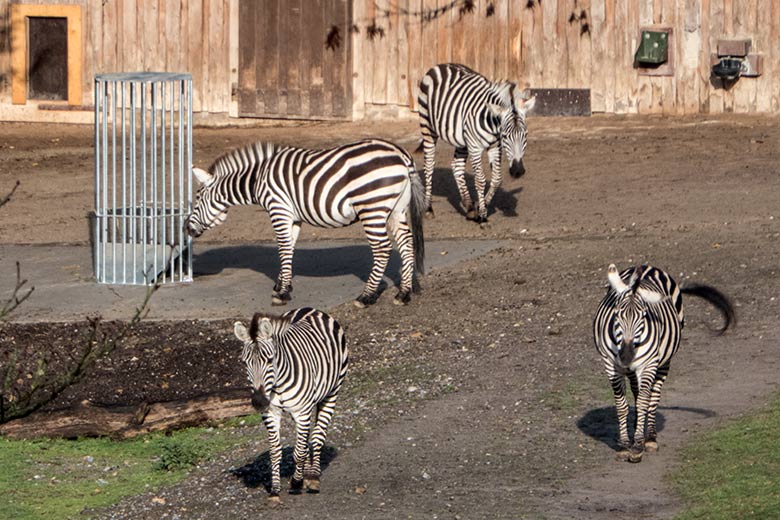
[
  {"left": 637, "top": 287, "right": 668, "bottom": 305},
  {"left": 257, "top": 318, "right": 274, "bottom": 340},
  {"left": 488, "top": 103, "right": 510, "bottom": 118},
  {"left": 193, "top": 167, "right": 214, "bottom": 186},
  {"left": 607, "top": 264, "right": 629, "bottom": 294},
  {"left": 234, "top": 321, "right": 251, "bottom": 343},
  {"left": 517, "top": 95, "right": 536, "bottom": 116}
]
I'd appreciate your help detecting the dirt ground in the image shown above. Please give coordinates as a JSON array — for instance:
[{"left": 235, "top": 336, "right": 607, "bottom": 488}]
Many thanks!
[{"left": 1, "top": 114, "right": 779, "bottom": 519}]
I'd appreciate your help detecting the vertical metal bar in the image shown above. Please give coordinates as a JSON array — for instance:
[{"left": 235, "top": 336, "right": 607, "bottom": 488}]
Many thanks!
[
  {"left": 130, "top": 82, "right": 137, "bottom": 284},
  {"left": 186, "top": 78, "right": 193, "bottom": 282},
  {"left": 102, "top": 80, "right": 109, "bottom": 284},
  {"left": 178, "top": 80, "right": 185, "bottom": 281},
  {"left": 161, "top": 81, "right": 167, "bottom": 284},
  {"left": 141, "top": 82, "right": 148, "bottom": 283},
  {"left": 151, "top": 82, "right": 158, "bottom": 283},
  {"left": 111, "top": 81, "right": 117, "bottom": 283},
  {"left": 121, "top": 80, "right": 127, "bottom": 284},
  {"left": 168, "top": 81, "right": 176, "bottom": 282},
  {"left": 94, "top": 79, "right": 101, "bottom": 282}
]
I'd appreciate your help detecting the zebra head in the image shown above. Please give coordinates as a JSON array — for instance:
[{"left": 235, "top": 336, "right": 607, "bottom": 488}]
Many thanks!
[
  {"left": 185, "top": 167, "right": 229, "bottom": 238},
  {"left": 607, "top": 264, "right": 668, "bottom": 366},
  {"left": 234, "top": 313, "right": 278, "bottom": 411},
  {"left": 489, "top": 85, "right": 536, "bottom": 178}
]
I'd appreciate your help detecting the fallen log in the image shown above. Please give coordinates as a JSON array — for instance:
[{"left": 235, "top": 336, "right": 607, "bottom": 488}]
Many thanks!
[{"left": 0, "top": 388, "right": 256, "bottom": 440}]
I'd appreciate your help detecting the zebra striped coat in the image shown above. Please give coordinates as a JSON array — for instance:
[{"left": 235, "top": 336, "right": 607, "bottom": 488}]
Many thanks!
[
  {"left": 418, "top": 63, "right": 535, "bottom": 223},
  {"left": 593, "top": 264, "right": 735, "bottom": 463},
  {"left": 234, "top": 307, "right": 348, "bottom": 498},
  {"left": 186, "top": 139, "right": 425, "bottom": 307}
]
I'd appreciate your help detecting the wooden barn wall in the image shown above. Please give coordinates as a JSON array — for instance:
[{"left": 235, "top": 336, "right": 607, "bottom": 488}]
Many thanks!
[
  {"left": 352, "top": 0, "right": 780, "bottom": 116},
  {"left": 0, "top": 0, "right": 231, "bottom": 114}
]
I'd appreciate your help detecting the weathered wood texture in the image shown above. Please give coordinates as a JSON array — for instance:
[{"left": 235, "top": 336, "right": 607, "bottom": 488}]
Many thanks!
[
  {"left": 236, "top": 0, "right": 352, "bottom": 119},
  {"left": 0, "top": 0, "right": 232, "bottom": 114},
  {"left": 1, "top": 0, "right": 779, "bottom": 119},
  {"left": 353, "top": 0, "right": 780, "bottom": 115},
  {"left": 0, "top": 389, "right": 256, "bottom": 440}
]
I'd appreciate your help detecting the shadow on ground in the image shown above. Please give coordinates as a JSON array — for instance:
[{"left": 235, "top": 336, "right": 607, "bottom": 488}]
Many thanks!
[
  {"left": 428, "top": 167, "right": 523, "bottom": 219},
  {"left": 578, "top": 405, "right": 716, "bottom": 451},
  {"left": 193, "top": 244, "right": 402, "bottom": 287},
  {"left": 230, "top": 445, "right": 338, "bottom": 493}
]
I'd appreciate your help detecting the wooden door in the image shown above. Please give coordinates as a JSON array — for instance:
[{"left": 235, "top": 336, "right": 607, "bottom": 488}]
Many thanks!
[{"left": 238, "top": 0, "right": 352, "bottom": 120}]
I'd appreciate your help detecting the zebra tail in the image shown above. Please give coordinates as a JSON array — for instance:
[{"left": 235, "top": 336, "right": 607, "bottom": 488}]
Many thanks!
[
  {"left": 681, "top": 283, "right": 736, "bottom": 334},
  {"left": 409, "top": 169, "right": 426, "bottom": 275}
]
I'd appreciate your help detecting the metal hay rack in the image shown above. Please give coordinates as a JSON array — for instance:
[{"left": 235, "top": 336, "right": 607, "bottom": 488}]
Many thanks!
[{"left": 93, "top": 72, "right": 193, "bottom": 285}]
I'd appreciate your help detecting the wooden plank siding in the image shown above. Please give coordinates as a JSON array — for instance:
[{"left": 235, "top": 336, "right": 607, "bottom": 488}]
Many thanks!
[
  {"left": 351, "top": 0, "right": 780, "bottom": 117},
  {"left": 2, "top": 0, "right": 780, "bottom": 121},
  {"left": 0, "top": 0, "right": 231, "bottom": 115}
]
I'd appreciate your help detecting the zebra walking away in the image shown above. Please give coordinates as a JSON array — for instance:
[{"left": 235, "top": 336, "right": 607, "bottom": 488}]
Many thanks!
[
  {"left": 418, "top": 63, "right": 536, "bottom": 223},
  {"left": 593, "top": 264, "right": 735, "bottom": 463},
  {"left": 185, "top": 138, "right": 425, "bottom": 308},
  {"left": 234, "top": 307, "right": 348, "bottom": 501}
]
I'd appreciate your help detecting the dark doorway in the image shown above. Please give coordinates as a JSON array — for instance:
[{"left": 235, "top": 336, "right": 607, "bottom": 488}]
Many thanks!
[{"left": 28, "top": 17, "right": 68, "bottom": 101}]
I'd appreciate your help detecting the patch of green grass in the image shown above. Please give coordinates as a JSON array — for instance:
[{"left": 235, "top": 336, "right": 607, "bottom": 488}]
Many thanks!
[
  {"left": 0, "top": 421, "right": 260, "bottom": 520},
  {"left": 670, "top": 399, "right": 780, "bottom": 520}
]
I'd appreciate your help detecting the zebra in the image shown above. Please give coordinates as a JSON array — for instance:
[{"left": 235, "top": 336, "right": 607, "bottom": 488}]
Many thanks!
[
  {"left": 417, "top": 63, "right": 536, "bottom": 224},
  {"left": 185, "top": 138, "right": 425, "bottom": 308},
  {"left": 233, "top": 307, "right": 348, "bottom": 501},
  {"left": 593, "top": 264, "right": 735, "bottom": 463}
]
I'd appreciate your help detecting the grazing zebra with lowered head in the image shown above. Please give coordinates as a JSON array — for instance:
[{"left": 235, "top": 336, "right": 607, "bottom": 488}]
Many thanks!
[
  {"left": 593, "top": 264, "right": 735, "bottom": 463},
  {"left": 185, "top": 138, "right": 425, "bottom": 308},
  {"left": 234, "top": 307, "right": 348, "bottom": 501},
  {"left": 418, "top": 63, "right": 536, "bottom": 223}
]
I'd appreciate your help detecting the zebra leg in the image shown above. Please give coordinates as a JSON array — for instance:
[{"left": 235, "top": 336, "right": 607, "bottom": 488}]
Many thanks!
[
  {"left": 289, "top": 409, "right": 313, "bottom": 494},
  {"left": 609, "top": 374, "right": 632, "bottom": 461},
  {"left": 305, "top": 393, "right": 340, "bottom": 493},
  {"left": 389, "top": 211, "right": 415, "bottom": 305},
  {"left": 271, "top": 218, "right": 300, "bottom": 305},
  {"left": 262, "top": 407, "right": 284, "bottom": 502},
  {"left": 469, "top": 147, "right": 489, "bottom": 224},
  {"left": 484, "top": 144, "right": 502, "bottom": 208},
  {"left": 629, "top": 368, "right": 658, "bottom": 463},
  {"left": 645, "top": 363, "right": 670, "bottom": 453},
  {"left": 354, "top": 217, "right": 393, "bottom": 308},
  {"left": 422, "top": 136, "right": 437, "bottom": 217},
  {"left": 452, "top": 148, "right": 475, "bottom": 219}
]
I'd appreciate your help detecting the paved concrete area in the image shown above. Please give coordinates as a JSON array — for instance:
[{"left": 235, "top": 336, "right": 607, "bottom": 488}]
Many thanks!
[{"left": 0, "top": 240, "right": 504, "bottom": 323}]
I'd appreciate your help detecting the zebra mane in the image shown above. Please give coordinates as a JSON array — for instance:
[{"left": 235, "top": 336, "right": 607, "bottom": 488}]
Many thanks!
[
  {"left": 490, "top": 81, "right": 517, "bottom": 109},
  {"left": 207, "top": 141, "right": 279, "bottom": 177},
  {"left": 249, "top": 311, "right": 292, "bottom": 340}
]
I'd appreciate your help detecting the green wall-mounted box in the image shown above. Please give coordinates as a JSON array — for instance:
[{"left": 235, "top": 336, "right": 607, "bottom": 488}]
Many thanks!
[{"left": 635, "top": 31, "right": 669, "bottom": 65}]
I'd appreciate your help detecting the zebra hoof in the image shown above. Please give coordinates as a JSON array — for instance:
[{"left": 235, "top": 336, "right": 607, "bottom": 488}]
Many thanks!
[
  {"left": 615, "top": 449, "right": 631, "bottom": 462},
  {"left": 393, "top": 291, "right": 411, "bottom": 305},
  {"left": 354, "top": 294, "right": 378, "bottom": 308},
  {"left": 267, "top": 494, "right": 282, "bottom": 506},
  {"left": 478, "top": 218, "right": 490, "bottom": 229},
  {"left": 628, "top": 449, "right": 644, "bottom": 463},
  {"left": 644, "top": 440, "right": 658, "bottom": 453},
  {"left": 271, "top": 292, "right": 291, "bottom": 306},
  {"left": 289, "top": 478, "right": 304, "bottom": 494},
  {"left": 304, "top": 478, "right": 320, "bottom": 493},
  {"left": 425, "top": 208, "right": 435, "bottom": 219},
  {"left": 465, "top": 208, "right": 479, "bottom": 221}
]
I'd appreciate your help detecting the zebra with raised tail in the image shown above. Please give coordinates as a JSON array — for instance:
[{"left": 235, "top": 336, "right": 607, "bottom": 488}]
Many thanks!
[
  {"left": 418, "top": 63, "right": 536, "bottom": 223},
  {"left": 593, "top": 264, "right": 735, "bottom": 463},
  {"left": 234, "top": 307, "right": 348, "bottom": 501},
  {"left": 185, "top": 138, "right": 425, "bottom": 307}
]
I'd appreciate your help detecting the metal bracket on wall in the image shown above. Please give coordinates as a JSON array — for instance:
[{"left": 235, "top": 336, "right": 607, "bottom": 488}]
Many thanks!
[{"left": 636, "top": 26, "right": 674, "bottom": 77}]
